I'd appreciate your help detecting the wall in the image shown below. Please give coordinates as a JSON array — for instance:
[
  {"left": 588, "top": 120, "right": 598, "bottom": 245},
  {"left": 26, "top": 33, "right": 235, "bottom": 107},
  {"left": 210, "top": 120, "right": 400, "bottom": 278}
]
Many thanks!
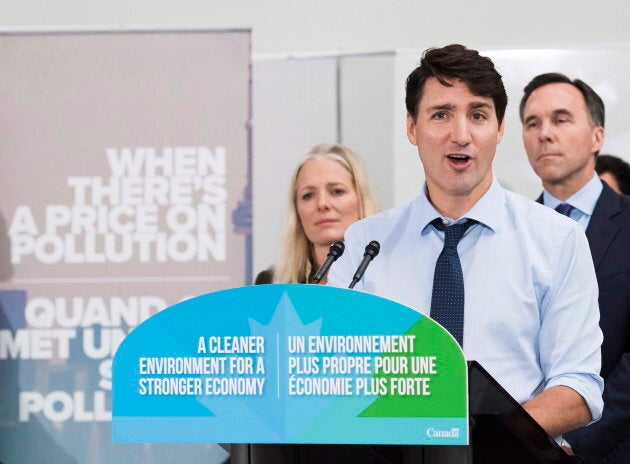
[{"left": 2, "top": 0, "right": 630, "bottom": 55}]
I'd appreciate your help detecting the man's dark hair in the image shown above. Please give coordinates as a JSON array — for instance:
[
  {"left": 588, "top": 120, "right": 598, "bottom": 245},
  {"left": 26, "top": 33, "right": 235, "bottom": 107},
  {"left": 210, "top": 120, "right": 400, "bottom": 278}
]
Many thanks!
[
  {"left": 596, "top": 154, "right": 630, "bottom": 195},
  {"left": 405, "top": 44, "right": 508, "bottom": 125},
  {"left": 519, "top": 72, "right": 605, "bottom": 128}
]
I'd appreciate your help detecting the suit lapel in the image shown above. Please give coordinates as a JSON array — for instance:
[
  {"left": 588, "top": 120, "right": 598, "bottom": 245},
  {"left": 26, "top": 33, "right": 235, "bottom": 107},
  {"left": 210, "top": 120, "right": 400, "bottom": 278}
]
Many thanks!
[
  {"left": 585, "top": 183, "right": 622, "bottom": 270},
  {"left": 538, "top": 184, "right": 621, "bottom": 270}
]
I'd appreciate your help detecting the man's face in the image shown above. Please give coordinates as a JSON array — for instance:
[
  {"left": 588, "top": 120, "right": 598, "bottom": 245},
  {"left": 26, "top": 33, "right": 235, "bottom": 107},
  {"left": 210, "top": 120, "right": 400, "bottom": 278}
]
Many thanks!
[
  {"left": 407, "top": 77, "right": 504, "bottom": 204},
  {"left": 522, "top": 83, "right": 604, "bottom": 191}
]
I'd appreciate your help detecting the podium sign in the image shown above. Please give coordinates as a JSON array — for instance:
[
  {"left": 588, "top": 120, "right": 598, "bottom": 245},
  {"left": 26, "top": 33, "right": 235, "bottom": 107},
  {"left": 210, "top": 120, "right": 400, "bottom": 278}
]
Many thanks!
[{"left": 113, "top": 284, "right": 468, "bottom": 445}]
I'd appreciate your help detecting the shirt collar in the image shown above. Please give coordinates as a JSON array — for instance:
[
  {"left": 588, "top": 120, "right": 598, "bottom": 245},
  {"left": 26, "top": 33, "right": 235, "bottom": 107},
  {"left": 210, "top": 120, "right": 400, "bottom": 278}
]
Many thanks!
[
  {"left": 543, "top": 172, "right": 602, "bottom": 216},
  {"left": 418, "top": 178, "right": 502, "bottom": 233}
]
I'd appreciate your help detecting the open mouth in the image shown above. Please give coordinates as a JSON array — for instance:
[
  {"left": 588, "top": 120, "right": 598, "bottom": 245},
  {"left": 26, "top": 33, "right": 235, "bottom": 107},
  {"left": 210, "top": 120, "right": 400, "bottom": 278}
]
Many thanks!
[{"left": 447, "top": 154, "right": 471, "bottom": 166}]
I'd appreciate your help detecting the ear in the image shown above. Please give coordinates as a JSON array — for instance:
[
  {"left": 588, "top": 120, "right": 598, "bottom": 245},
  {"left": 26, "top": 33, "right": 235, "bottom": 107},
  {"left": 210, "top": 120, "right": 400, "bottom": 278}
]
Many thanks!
[
  {"left": 406, "top": 113, "right": 418, "bottom": 146},
  {"left": 592, "top": 126, "right": 605, "bottom": 153},
  {"left": 497, "top": 118, "right": 506, "bottom": 145}
]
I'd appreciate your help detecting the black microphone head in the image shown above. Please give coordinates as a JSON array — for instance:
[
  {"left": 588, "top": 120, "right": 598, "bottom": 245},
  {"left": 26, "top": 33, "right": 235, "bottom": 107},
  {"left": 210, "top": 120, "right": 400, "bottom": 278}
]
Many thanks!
[
  {"left": 327, "top": 240, "right": 345, "bottom": 260},
  {"left": 364, "top": 240, "right": 380, "bottom": 259}
]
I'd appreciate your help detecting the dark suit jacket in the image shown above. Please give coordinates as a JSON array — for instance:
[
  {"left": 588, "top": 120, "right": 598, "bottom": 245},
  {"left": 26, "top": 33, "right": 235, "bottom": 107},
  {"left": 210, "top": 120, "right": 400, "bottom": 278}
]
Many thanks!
[{"left": 539, "top": 183, "right": 630, "bottom": 464}]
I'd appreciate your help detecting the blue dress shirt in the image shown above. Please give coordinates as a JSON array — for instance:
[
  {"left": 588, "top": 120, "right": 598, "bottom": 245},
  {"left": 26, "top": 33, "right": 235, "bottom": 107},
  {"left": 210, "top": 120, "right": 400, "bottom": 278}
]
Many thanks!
[
  {"left": 542, "top": 172, "right": 603, "bottom": 231},
  {"left": 328, "top": 179, "right": 604, "bottom": 420}
]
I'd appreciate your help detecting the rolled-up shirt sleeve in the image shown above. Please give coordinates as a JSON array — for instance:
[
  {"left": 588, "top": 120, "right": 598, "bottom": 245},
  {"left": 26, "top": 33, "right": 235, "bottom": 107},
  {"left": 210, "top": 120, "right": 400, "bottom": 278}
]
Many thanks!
[{"left": 539, "top": 222, "right": 604, "bottom": 422}]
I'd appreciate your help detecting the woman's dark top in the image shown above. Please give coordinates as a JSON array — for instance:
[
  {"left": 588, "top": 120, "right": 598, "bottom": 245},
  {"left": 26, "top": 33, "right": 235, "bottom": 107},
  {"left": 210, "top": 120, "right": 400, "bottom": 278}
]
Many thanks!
[{"left": 254, "top": 267, "right": 313, "bottom": 284}]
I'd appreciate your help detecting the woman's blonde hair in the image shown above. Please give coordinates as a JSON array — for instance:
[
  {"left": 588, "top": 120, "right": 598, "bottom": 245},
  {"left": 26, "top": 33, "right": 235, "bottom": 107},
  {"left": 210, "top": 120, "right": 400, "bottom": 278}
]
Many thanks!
[{"left": 273, "top": 144, "right": 378, "bottom": 283}]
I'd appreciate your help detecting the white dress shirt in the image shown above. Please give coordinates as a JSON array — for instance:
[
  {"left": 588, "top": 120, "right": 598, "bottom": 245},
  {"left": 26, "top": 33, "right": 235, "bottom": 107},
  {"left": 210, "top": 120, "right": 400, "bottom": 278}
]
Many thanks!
[
  {"left": 328, "top": 178, "right": 604, "bottom": 420},
  {"left": 542, "top": 172, "right": 603, "bottom": 230}
]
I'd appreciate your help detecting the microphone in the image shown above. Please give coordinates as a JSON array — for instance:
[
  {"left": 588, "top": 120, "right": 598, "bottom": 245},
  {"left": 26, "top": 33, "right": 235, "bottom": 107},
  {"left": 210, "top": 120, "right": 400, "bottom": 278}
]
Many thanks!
[
  {"left": 311, "top": 241, "right": 345, "bottom": 284},
  {"left": 348, "top": 240, "right": 380, "bottom": 289}
]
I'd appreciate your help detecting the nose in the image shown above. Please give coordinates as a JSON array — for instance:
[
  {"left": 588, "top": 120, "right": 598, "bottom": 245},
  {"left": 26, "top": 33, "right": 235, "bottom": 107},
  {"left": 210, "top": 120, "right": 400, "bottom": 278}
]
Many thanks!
[
  {"left": 538, "top": 120, "right": 554, "bottom": 142},
  {"left": 317, "top": 192, "right": 331, "bottom": 211},
  {"left": 451, "top": 116, "right": 472, "bottom": 146}
]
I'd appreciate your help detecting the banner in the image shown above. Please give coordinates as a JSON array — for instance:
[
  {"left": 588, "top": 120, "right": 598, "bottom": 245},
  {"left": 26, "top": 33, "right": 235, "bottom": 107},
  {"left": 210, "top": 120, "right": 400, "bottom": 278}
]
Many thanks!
[
  {"left": 0, "top": 30, "right": 250, "bottom": 464},
  {"left": 113, "top": 285, "right": 468, "bottom": 445}
]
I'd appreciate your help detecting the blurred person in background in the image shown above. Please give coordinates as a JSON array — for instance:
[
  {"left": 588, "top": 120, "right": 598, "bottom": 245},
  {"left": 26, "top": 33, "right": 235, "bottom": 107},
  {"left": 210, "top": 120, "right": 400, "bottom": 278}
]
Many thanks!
[{"left": 596, "top": 154, "right": 630, "bottom": 195}]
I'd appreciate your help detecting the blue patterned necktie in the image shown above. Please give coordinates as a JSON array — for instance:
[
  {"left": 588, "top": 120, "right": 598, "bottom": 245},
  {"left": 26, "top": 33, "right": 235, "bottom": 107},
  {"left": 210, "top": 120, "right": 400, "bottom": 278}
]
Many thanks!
[
  {"left": 430, "top": 218, "right": 477, "bottom": 347},
  {"left": 555, "top": 203, "right": 574, "bottom": 217}
]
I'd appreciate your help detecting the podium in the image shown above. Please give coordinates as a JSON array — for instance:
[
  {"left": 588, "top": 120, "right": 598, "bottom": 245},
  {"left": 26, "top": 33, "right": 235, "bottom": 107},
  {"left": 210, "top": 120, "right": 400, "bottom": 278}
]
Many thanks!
[
  {"left": 112, "top": 285, "right": 578, "bottom": 463},
  {"left": 229, "top": 361, "right": 577, "bottom": 464}
]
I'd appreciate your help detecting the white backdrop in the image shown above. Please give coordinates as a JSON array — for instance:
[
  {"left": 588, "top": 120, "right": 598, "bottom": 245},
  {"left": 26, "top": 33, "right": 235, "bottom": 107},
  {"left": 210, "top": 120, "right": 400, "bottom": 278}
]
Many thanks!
[{"left": 2, "top": 0, "right": 630, "bottom": 56}]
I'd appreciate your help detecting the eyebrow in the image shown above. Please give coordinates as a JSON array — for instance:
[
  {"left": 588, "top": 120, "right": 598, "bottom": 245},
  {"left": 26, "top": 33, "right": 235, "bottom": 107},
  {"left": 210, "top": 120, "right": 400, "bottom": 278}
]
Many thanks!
[
  {"left": 523, "top": 114, "right": 538, "bottom": 125},
  {"left": 524, "top": 108, "right": 573, "bottom": 125},
  {"left": 427, "top": 102, "right": 492, "bottom": 111},
  {"left": 298, "top": 181, "right": 347, "bottom": 191},
  {"left": 428, "top": 103, "right": 454, "bottom": 111},
  {"left": 469, "top": 102, "right": 492, "bottom": 111}
]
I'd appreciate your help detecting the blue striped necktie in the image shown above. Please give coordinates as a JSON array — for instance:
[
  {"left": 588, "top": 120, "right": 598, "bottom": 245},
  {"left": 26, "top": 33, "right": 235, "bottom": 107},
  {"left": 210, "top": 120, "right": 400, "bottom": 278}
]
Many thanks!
[
  {"left": 555, "top": 203, "right": 574, "bottom": 217},
  {"left": 430, "top": 218, "right": 477, "bottom": 347}
]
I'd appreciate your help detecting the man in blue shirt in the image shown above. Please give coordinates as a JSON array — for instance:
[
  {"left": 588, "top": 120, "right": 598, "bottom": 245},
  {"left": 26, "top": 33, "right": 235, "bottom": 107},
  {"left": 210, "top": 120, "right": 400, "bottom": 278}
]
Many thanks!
[
  {"left": 328, "top": 44, "right": 603, "bottom": 439},
  {"left": 521, "top": 73, "right": 630, "bottom": 464}
]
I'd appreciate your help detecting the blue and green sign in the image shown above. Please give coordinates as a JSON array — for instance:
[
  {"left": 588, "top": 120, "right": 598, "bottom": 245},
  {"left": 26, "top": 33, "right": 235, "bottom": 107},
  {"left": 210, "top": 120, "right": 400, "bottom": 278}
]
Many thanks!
[{"left": 112, "top": 284, "right": 468, "bottom": 445}]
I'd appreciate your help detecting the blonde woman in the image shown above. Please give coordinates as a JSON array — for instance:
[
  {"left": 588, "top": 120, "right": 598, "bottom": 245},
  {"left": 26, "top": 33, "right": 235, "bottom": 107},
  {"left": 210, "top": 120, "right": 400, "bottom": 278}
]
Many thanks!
[{"left": 256, "top": 144, "right": 378, "bottom": 284}]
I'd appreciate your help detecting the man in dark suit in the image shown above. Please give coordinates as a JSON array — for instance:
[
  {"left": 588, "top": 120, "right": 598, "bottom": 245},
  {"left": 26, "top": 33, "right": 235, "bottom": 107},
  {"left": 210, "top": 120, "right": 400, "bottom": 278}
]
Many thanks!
[{"left": 520, "top": 72, "right": 630, "bottom": 464}]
